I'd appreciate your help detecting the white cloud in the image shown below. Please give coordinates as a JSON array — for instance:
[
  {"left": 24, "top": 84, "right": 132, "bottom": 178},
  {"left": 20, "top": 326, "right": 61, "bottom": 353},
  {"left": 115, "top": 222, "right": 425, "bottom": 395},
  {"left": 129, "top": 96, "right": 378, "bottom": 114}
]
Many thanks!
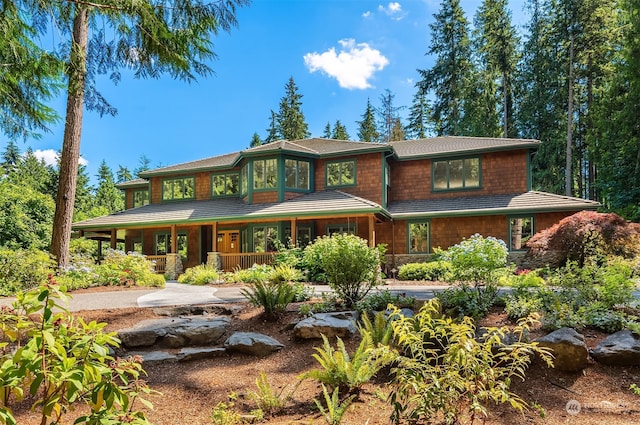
[
  {"left": 362, "top": 10, "right": 371, "bottom": 18},
  {"left": 303, "top": 39, "right": 389, "bottom": 90},
  {"left": 33, "top": 149, "right": 88, "bottom": 166},
  {"left": 378, "top": 2, "right": 406, "bottom": 20}
]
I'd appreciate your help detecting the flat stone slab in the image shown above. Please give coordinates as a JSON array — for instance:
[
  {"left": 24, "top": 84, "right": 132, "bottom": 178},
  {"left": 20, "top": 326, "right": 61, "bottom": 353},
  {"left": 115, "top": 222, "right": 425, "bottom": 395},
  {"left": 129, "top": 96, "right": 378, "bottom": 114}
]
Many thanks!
[
  {"left": 224, "top": 332, "right": 284, "bottom": 356},
  {"left": 293, "top": 311, "right": 359, "bottom": 340},
  {"left": 591, "top": 330, "right": 640, "bottom": 366},
  {"left": 152, "top": 304, "right": 242, "bottom": 317},
  {"left": 118, "top": 316, "right": 230, "bottom": 348},
  {"left": 130, "top": 350, "right": 178, "bottom": 364},
  {"left": 177, "top": 347, "right": 227, "bottom": 362}
]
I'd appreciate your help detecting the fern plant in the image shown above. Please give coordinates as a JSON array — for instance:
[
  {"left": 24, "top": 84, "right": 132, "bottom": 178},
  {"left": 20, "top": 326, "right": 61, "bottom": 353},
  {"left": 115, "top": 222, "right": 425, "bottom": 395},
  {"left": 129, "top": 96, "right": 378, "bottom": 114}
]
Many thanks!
[
  {"left": 301, "top": 333, "right": 395, "bottom": 393},
  {"left": 241, "top": 280, "right": 295, "bottom": 318},
  {"left": 314, "top": 384, "right": 355, "bottom": 425},
  {"left": 247, "top": 371, "right": 298, "bottom": 416},
  {"left": 358, "top": 310, "right": 394, "bottom": 347}
]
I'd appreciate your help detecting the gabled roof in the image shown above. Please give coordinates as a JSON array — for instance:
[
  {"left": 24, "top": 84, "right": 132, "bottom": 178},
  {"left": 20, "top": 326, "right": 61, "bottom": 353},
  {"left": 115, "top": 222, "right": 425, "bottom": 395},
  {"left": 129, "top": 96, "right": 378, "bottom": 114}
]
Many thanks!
[
  {"left": 115, "top": 178, "right": 148, "bottom": 189},
  {"left": 139, "top": 152, "right": 240, "bottom": 177},
  {"left": 242, "top": 138, "right": 389, "bottom": 157},
  {"left": 387, "top": 191, "right": 600, "bottom": 219},
  {"left": 72, "top": 190, "right": 386, "bottom": 230},
  {"left": 392, "top": 136, "right": 540, "bottom": 159}
]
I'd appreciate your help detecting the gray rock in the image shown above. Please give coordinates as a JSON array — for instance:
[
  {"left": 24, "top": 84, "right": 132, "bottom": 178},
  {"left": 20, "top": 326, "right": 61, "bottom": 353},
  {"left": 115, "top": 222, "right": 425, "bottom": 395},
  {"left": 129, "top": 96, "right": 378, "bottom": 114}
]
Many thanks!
[
  {"left": 293, "top": 311, "right": 359, "bottom": 340},
  {"left": 118, "top": 316, "right": 230, "bottom": 348},
  {"left": 591, "top": 330, "right": 640, "bottom": 366},
  {"left": 152, "top": 304, "right": 242, "bottom": 317},
  {"left": 535, "top": 327, "right": 588, "bottom": 372},
  {"left": 224, "top": 332, "right": 284, "bottom": 356},
  {"left": 177, "top": 347, "right": 227, "bottom": 362},
  {"left": 130, "top": 350, "right": 178, "bottom": 364}
]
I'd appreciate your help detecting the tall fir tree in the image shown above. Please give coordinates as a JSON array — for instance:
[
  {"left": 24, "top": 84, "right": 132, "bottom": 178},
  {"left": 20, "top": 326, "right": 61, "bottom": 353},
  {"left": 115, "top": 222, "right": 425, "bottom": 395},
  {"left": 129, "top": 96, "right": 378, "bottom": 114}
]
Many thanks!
[
  {"left": 323, "top": 122, "right": 332, "bottom": 138},
  {"left": 276, "top": 77, "right": 310, "bottom": 141},
  {"left": 331, "top": 120, "right": 350, "bottom": 140},
  {"left": 116, "top": 165, "right": 133, "bottom": 183},
  {"left": 390, "top": 118, "right": 406, "bottom": 141},
  {"left": 94, "top": 160, "right": 124, "bottom": 214},
  {"left": 1, "top": 141, "right": 21, "bottom": 175},
  {"left": 135, "top": 155, "right": 152, "bottom": 178},
  {"left": 377, "top": 89, "right": 405, "bottom": 143},
  {"left": 357, "top": 99, "right": 380, "bottom": 143},
  {"left": 418, "top": 0, "right": 475, "bottom": 136},
  {"left": 250, "top": 132, "right": 262, "bottom": 147},
  {"left": 264, "top": 110, "right": 280, "bottom": 143},
  {"left": 405, "top": 88, "right": 432, "bottom": 139}
]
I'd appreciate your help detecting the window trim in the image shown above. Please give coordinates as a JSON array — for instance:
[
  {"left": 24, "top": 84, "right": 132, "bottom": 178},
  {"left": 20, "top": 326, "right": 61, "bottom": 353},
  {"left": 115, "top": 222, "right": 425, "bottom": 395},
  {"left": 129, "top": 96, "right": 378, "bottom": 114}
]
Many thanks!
[
  {"left": 284, "top": 158, "right": 311, "bottom": 192},
  {"left": 325, "top": 159, "right": 357, "bottom": 188},
  {"left": 507, "top": 215, "right": 535, "bottom": 251},
  {"left": 252, "top": 158, "right": 278, "bottom": 191},
  {"left": 326, "top": 223, "right": 357, "bottom": 235},
  {"left": 161, "top": 176, "right": 196, "bottom": 201},
  {"left": 154, "top": 231, "right": 188, "bottom": 261},
  {"left": 132, "top": 189, "right": 149, "bottom": 208},
  {"left": 250, "top": 224, "right": 279, "bottom": 252},
  {"left": 431, "top": 156, "right": 481, "bottom": 192},
  {"left": 407, "top": 220, "right": 430, "bottom": 254},
  {"left": 211, "top": 172, "right": 240, "bottom": 197}
]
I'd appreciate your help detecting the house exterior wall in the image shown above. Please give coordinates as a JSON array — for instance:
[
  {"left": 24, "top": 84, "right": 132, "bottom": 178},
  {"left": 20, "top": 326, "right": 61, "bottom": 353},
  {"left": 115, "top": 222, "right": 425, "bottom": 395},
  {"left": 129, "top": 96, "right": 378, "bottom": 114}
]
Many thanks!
[
  {"left": 314, "top": 153, "right": 383, "bottom": 204},
  {"left": 124, "top": 190, "right": 134, "bottom": 209},
  {"left": 252, "top": 191, "right": 279, "bottom": 204}
]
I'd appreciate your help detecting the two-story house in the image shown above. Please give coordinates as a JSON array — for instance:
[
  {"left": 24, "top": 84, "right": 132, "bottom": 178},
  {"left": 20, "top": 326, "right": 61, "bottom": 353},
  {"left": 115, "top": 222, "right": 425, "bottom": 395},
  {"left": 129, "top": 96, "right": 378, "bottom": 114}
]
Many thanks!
[{"left": 72, "top": 137, "right": 599, "bottom": 277}]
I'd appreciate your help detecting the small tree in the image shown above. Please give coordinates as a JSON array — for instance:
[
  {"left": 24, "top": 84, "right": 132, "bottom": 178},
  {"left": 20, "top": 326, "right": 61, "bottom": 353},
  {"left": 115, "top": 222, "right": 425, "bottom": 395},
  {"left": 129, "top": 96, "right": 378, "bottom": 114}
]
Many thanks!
[{"left": 303, "top": 234, "right": 383, "bottom": 308}]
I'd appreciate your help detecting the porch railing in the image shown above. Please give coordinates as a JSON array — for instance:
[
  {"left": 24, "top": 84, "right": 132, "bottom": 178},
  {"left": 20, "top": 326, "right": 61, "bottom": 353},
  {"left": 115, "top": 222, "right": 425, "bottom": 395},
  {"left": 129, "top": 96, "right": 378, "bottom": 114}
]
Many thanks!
[
  {"left": 218, "top": 252, "right": 275, "bottom": 272},
  {"left": 146, "top": 255, "right": 167, "bottom": 274}
]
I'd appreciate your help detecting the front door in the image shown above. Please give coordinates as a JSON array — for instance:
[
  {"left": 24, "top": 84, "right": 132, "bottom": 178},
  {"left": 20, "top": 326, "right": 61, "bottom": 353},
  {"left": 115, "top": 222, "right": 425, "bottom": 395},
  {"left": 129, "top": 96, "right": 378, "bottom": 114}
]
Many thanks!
[{"left": 217, "top": 231, "right": 240, "bottom": 254}]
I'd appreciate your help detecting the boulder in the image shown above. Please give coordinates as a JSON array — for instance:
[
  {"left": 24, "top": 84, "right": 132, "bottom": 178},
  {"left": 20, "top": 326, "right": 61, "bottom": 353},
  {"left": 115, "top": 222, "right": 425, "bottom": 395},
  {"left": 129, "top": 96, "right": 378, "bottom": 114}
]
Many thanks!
[
  {"left": 535, "top": 327, "right": 588, "bottom": 372},
  {"left": 293, "top": 311, "right": 359, "bottom": 340},
  {"left": 590, "top": 330, "right": 640, "bottom": 366},
  {"left": 224, "top": 332, "right": 284, "bottom": 356},
  {"left": 177, "top": 347, "right": 227, "bottom": 362},
  {"left": 130, "top": 350, "right": 178, "bottom": 364},
  {"left": 118, "top": 316, "right": 230, "bottom": 348}
]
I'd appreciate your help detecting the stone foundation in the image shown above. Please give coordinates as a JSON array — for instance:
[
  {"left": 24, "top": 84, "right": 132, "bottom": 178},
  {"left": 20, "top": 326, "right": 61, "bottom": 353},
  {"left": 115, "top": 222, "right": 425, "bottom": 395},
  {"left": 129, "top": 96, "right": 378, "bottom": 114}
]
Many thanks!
[
  {"left": 206, "top": 252, "right": 221, "bottom": 270},
  {"left": 165, "top": 253, "right": 183, "bottom": 280}
]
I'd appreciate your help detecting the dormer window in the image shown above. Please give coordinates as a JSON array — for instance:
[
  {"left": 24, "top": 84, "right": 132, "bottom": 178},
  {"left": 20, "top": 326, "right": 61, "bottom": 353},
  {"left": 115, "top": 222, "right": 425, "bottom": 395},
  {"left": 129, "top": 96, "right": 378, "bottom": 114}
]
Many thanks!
[
  {"left": 133, "top": 190, "right": 149, "bottom": 207},
  {"left": 162, "top": 177, "right": 195, "bottom": 201},
  {"left": 285, "top": 159, "right": 310, "bottom": 190},
  {"left": 253, "top": 159, "right": 278, "bottom": 190}
]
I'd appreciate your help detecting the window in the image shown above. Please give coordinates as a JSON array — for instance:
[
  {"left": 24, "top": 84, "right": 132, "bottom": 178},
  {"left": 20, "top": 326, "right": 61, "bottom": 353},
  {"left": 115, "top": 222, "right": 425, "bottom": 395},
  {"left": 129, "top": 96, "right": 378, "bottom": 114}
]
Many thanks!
[
  {"left": 433, "top": 157, "right": 480, "bottom": 190},
  {"left": 284, "top": 225, "right": 313, "bottom": 248},
  {"left": 212, "top": 173, "right": 239, "bottom": 196},
  {"left": 162, "top": 177, "right": 195, "bottom": 200},
  {"left": 253, "top": 225, "right": 278, "bottom": 252},
  {"left": 285, "top": 159, "right": 310, "bottom": 190},
  {"left": 241, "top": 164, "right": 248, "bottom": 195},
  {"left": 253, "top": 158, "right": 278, "bottom": 190},
  {"left": 408, "top": 222, "right": 429, "bottom": 253},
  {"left": 326, "top": 160, "right": 355, "bottom": 187},
  {"left": 155, "top": 233, "right": 188, "bottom": 261},
  {"left": 133, "top": 190, "right": 149, "bottom": 208},
  {"left": 509, "top": 216, "right": 534, "bottom": 251},
  {"left": 326, "top": 223, "right": 356, "bottom": 235}
]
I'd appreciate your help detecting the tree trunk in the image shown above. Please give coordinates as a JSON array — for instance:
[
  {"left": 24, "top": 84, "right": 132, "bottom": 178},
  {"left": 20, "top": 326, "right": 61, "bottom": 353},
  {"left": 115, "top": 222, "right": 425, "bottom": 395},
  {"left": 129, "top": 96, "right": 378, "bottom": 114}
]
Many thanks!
[
  {"left": 566, "top": 33, "right": 574, "bottom": 197},
  {"left": 502, "top": 72, "right": 508, "bottom": 138},
  {"left": 50, "top": 5, "right": 89, "bottom": 268}
]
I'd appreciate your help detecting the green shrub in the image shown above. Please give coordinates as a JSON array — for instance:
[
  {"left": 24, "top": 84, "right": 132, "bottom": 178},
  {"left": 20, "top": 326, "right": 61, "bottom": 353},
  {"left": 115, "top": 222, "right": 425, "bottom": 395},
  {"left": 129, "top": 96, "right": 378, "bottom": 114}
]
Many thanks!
[
  {"left": 247, "top": 371, "right": 297, "bottom": 416},
  {"left": 358, "top": 310, "right": 395, "bottom": 347},
  {"left": 227, "top": 264, "right": 273, "bottom": 284},
  {"left": 440, "top": 234, "right": 508, "bottom": 285},
  {"left": 241, "top": 280, "right": 296, "bottom": 317},
  {"left": 314, "top": 384, "right": 355, "bottom": 425},
  {"left": 504, "top": 291, "right": 544, "bottom": 320},
  {"left": 499, "top": 268, "right": 546, "bottom": 288},
  {"left": 178, "top": 264, "right": 220, "bottom": 285},
  {"left": 0, "top": 248, "right": 54, "bottom": 296},
  {"left": 436, "top": 284, "right": 501, "bottom": 319},
  {"left": 0, "top": 281, "right": 157, "bottom": 425},
  {"left": 271, "top": 264, "right": 303, "bottom": 284},
  {"left": 291, "top": 281, "right": 315, "bottom": 302},
  {"left": 303, "top": 234, "right": 384, "bottom": 308},
  {"left": 272, "top": 239, "right": 304, "bottom": 269},
  {"left": 397, "top": 261, "right": 452, "bottom": 281},
  {"left": 95, "top": 250, "right": 165, "bottom": 288},
  {"left": 388, "top": 300, "right": 553, "bottom": 425},
  {"left": 356, "top": 289, "right": 415, "bottom": 313}
]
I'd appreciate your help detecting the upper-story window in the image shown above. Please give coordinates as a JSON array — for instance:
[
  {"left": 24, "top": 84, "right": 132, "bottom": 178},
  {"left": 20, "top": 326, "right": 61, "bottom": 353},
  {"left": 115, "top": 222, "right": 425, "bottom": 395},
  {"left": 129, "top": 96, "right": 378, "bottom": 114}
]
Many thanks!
[
  {"left": 285, "top": 159, "right": 310, "bottom": 190},
  {"left": 240, "top": 164, "right": 248, "bottom": 195},
  {"left": 162, "top": 177, "right": 195, "bottom": 201},
  {"left": 212, "top": 172, "right": 239, "bottom": 197},
  {"left": 432, "top": 157, "right": 480, "bottom": 191},
  {"left": 133, "top": 190, "right": 149, "bottom": 208},
  {"left": 253, "top": 159, "right": 278, "bottom": 190},
  {"left": 326, "top": 159, "right": 355, "bottom": 187}
]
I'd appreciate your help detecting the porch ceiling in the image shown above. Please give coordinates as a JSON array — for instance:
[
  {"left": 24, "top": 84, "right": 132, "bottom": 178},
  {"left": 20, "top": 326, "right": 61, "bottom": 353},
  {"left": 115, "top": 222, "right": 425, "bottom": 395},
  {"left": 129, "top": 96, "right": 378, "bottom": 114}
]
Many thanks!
[
  {"left": 388, "top": 191, "right": 600, "bottom": 219},
  {"left": 72, "top": 190, "right": 386, "bottom": 230}
]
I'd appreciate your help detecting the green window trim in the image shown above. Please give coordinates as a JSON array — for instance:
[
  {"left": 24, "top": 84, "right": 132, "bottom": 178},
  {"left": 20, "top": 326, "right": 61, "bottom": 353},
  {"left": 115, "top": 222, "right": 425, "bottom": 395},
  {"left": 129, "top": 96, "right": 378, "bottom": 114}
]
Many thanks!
[
  {"left": 508, "top": 216, "right": 534, "bottom": 251},
  {"left": 154, "top": 232, "right": 188, "bottom": 261},
  {"left": 133, "top": 189, "right": 149, "bottom": 208},
  {"left": 407, "top": 221, "right": 430, "bottom": 254},
  {"left": 326, "top": 223, "right": 356, "bottom": 235},
  {"left": 326, "top": 159, "right": 356, "bottom": 188},
  {"left": 240, "top": 164, "right": 249, "bottom": 196},
  {"left": 162, "top": 176, "right": 195, "bottom": 201},
  {"left": 251, "top": 224, "right": 279, "bottom": 252},
  {"left": 253, "top": 158, "right": 278, "bottom": 191},
  {"left": 284, "top": 158, "right": 311, "bottom": 191},
  {"left": 211, "top": 172, "right": 240, "bottom": 197},
  {"left": 432, "top": 156, "right": 481, "bottom": 192}
]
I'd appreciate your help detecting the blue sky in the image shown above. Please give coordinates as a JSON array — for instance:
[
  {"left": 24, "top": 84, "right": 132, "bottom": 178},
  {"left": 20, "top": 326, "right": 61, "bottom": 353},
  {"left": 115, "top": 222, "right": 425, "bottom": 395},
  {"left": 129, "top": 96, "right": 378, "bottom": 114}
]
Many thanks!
[{"left": 10, "top": 0, "right": 527, "bottom": 183}]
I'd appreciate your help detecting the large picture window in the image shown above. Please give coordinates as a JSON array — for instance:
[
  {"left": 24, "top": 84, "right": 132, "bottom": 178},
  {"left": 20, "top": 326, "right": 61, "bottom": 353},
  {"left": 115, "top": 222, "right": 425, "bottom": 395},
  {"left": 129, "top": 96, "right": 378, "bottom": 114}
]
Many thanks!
[
  {"left": 408, "top": 222, "right": 430, "bottom": 254},
  {"left": 212, "top": 173, "right": 239, "bottom": 196},
  {"left": 241, "top": 164, "right": 248, "bottom": 195},
  {"left": 253, "top": 159, "right": 278, "bottom": 190},
  {"left": 433, "top": 157, "right": 480, "bottom": 191},
  {"left": 509, "top": 216, "right": 534, "bottom": 251},
  {"left": 155, "top": 233, "right": 188, "bottom": 261},
  {"left": 162, "top": 177, "right": 195, "bottom": 200},
  {"left": 133, "top": 190, "right": 149, "bottom": 208},
  {"left": 326, "top": 160, "right": 355, "bottom": 187},
  {"left": 285, "top": 159, "right": 310, "bottom": 190},
  {"left": 253, "top": 225, "right": 278, "bottom": 252}
]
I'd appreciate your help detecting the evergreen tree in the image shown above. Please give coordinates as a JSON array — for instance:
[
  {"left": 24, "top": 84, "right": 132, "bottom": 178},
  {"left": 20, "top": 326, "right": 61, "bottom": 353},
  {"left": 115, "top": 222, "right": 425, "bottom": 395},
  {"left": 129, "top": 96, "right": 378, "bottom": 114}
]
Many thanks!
[
  {"left": 474, "top": 0, "right": 519, "bottom": 137},
  {"left": 331, "top": 120, "right": 350, "bottom": 140},
  {"left": 276, "top": 77, "right": 310, "bottom": 141},
  {"left": 418, "top": 0, "right": 475, "bottom": 136},
  {"left": 250, "top": 132, "right": 262, "bottom": 147},
  {"left": 264, "top": 110, "right": 280, "bottom": 143},
  {"left": 357, "top": 99, "right": 380, "bottom": 143},
  {"left": 94, "top": 160, "right": 124, "bottom": 214},
  {"left": 116, "top": 165, "right": 133, "bottom": 183},
  {"left": 377, "top": 89, "right": 405, "bottom": 143},
  {"left": 323, "top": 122, "right": 332, "bottom": 138},
  {"left": 135, "top": 155, "right": 152, "bottom": 178},
  {"left": 390, "top": 118, "right": 406, "bottom": 141},
  {"left": 405, "top": 89, "right": 432, "bottom": 139},
  {"left": 1, "top": 141, "right": 21, "bottom": 175},
  {"left": 73, "top": 164, "right": 96, "bottom": 221}
]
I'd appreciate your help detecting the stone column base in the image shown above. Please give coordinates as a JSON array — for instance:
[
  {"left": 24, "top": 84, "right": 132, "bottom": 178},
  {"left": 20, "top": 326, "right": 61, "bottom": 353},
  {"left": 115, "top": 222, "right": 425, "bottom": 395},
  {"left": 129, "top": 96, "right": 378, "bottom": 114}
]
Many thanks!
[
  {"left": 207, "top": 252, "right": 221, "bottom": 270},
  {"left": 165, "top": 253, "right": 183, "bottom": 280}
]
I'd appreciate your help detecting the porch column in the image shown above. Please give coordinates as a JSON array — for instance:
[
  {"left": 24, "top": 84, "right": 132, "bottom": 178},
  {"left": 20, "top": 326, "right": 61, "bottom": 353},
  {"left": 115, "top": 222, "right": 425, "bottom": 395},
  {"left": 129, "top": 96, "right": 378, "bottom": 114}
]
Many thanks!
[
  {"left": 207, "top": 222, "right": 221, "bottom": 270},
  {"left": 211, "top": 222, "right": 218, "bottom": 252},
  {"left": 78, "top": 230, "right": 84, "bottom": 238},
  {"left": 368, "top": 215, "right": 376, "bottom": 247},
  {"left": 97, "top": 240, "right": 103, "bottom": 260},
  {"left": 110, "top": 229, "right": 117, "bottom": 249},
  {"left": 290, "top": 218, "right": 297, "bottom": 247},
  {"left": 170, "top": 224, "right": 177, "bottom": 254}
]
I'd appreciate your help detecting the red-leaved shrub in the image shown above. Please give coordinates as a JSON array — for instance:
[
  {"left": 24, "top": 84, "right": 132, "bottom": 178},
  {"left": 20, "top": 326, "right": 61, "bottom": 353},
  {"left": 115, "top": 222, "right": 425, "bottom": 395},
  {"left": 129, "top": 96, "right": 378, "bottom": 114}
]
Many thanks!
[{"left": 526, "top": 211, "right": 640, "bottom": 267}]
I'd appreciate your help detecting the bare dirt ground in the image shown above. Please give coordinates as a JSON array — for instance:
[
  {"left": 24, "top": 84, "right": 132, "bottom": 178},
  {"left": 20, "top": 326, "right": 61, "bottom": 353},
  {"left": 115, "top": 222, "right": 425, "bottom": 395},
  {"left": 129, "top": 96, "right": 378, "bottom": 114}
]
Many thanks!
[{"left": 11, "top": 286, "right": 640, "bottom": 425}]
